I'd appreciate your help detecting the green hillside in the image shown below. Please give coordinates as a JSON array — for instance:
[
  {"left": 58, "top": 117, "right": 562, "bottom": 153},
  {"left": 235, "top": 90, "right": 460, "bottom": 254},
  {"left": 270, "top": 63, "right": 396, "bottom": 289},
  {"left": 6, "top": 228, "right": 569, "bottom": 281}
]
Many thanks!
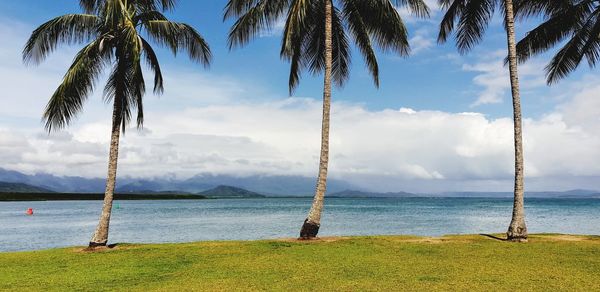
[
  {"left": 199, "top": 185, "right": 266, "bottom": 198},
  {"left": 0, "top": 192, "right": 207, "bottom": 201},
  {"left": 0, "top": 182, "right": 53, "bottom": 193}
]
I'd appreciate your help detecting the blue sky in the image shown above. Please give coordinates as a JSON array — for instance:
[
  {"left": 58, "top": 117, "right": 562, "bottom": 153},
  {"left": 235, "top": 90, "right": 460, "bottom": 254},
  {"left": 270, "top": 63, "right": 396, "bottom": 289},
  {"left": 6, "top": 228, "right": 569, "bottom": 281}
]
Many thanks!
[
  {"left": 0, "top": 1, "right": 599, "bottom": 192},
  {"left": 2, "top": 0, "right": 589, "bottom": 117}
]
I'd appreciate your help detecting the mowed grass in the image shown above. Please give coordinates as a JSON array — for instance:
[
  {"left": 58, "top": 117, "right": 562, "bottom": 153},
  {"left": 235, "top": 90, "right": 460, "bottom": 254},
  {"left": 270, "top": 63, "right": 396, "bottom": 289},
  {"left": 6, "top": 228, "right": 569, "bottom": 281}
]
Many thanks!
[{"left": 1, "top": 234, "right": 599, "bottom": 291}]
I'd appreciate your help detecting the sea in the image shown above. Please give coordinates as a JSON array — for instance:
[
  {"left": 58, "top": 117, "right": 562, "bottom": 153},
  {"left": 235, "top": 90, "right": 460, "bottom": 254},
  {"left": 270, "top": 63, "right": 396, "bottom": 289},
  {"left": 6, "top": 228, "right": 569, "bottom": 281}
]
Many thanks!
[{"left": 1, "top": 197, "right": 599, "bottom": 252}]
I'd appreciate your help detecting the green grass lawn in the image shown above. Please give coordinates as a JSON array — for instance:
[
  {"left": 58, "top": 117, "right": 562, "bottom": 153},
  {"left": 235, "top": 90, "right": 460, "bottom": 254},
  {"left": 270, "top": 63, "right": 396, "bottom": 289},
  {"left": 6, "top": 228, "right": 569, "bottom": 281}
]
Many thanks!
[{"left": 1, "top": 234, "right": 599, "bottom": 291}]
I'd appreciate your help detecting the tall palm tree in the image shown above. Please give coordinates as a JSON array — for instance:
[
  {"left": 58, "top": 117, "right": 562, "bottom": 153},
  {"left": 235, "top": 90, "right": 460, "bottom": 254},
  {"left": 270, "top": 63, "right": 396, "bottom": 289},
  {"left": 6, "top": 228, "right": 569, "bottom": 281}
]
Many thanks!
[
  {"left": 225, "top": 0, "right": 429, "bottom": 239},
  {"left": 438, "top": 0, "right": 528, "bottom": 241},
  {"left": 513, "top": 0, "right": 600, "bottom": 83},
  {"left": 23, "top": 0, "right": 211, "bottom": 248}
]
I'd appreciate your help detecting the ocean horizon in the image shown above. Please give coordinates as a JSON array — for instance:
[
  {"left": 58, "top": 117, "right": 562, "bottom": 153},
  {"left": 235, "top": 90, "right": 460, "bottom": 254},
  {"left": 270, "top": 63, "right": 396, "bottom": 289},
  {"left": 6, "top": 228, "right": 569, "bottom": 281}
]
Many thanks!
[{"left": 1, "top": 197, "right": 599, "bottom": 252}]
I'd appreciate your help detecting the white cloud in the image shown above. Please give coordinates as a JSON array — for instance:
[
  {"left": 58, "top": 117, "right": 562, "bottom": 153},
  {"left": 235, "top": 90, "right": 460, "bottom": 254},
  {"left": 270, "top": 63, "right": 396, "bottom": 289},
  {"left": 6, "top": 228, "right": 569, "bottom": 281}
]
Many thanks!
[
  {"left": 409, "top": 28, "right": 434, "bottom": 54},
  {"left": 463, "top": 50, "right": 547, "bottom": 107},
  {"left": 1, "top": 19, "right": 600, "bottom": 192},
  {"left": 2, "top": 90, "right": 599, "bottom": 192}
]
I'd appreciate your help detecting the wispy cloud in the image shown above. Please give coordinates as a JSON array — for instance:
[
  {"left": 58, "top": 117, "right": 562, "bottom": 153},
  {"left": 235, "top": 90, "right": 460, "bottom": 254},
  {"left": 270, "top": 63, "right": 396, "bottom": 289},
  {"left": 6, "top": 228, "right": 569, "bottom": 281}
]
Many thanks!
[{"left": 463, "top": 50, "right": 547, "bottom": 107}]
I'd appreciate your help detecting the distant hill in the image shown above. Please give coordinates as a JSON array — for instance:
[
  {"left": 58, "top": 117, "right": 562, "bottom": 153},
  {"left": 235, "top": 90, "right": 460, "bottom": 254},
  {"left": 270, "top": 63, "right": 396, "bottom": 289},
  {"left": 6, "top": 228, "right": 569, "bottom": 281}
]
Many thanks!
[
  {"left": 0, "top": 192, "right": 206, "bottom": 201},
  {"left": 329, "top": 190, "right": 418, "bottom": 198},
  {"left": 1, "top": 168, "right": 598, "bottom": 198},
  {"left": 0, "top": 182, "right": 53, "bottom": 193},
  {"left": 199, "top": 185, "right": 265, "bottom": 198},
  {"left": 116, "top": 174, "right": 357, "bottom": 195},
  {"left": 0, "top": 168, "right": 106, "bottom": 193},
  {"left": 0, "top": 168, "right": 358, "bottom": 195},
  {"left": 176, "top": 174, "right": 356, "bottom": 195}
]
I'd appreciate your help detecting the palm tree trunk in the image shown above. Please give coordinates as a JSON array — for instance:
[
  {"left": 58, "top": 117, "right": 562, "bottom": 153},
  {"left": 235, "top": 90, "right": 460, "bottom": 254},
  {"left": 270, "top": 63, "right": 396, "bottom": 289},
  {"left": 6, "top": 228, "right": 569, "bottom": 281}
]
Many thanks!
[
  {"left": 299, "top": 0, "right": 333, "bottom": 239},
  {"left": 504, "top": 0, "right": 528, "bottom": 242},
  {"left": 89, "top": 98, "right": 122, "bottom": 248}
]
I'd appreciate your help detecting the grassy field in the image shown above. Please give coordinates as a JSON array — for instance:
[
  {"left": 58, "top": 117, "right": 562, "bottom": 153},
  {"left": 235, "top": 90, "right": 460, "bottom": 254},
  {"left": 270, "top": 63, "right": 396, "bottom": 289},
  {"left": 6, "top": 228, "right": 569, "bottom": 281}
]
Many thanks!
[{"left": 1, "top": 234, "right": 599, "bottom": 291}]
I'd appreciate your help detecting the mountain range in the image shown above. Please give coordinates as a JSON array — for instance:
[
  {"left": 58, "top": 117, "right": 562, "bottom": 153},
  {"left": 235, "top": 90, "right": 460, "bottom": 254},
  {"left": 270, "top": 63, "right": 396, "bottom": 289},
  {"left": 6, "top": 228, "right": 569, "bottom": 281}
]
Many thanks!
[
  {"left": 1, "top": 168, "right": 598, "bottom": 198},
  {"left": 199, "top": 185, "right": 265, "bottom": 198},
  {"left": 0, "top": 168, "right": 357, "bottom": 196},
  {"left": 0, "top": 182, "right": 54, "bottom": 193}
]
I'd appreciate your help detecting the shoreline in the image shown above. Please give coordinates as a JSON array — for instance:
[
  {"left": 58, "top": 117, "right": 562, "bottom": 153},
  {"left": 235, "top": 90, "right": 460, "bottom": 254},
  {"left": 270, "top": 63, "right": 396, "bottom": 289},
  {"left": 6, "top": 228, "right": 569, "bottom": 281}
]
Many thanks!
[{"left": 2, "top": 233, "right": 598, "bottom": 254}]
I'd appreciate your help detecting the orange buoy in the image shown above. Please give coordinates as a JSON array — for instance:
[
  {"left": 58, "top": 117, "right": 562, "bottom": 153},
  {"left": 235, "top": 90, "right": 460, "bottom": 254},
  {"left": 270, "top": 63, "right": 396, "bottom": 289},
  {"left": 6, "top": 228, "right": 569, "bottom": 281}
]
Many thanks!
[{"left": 26, "top": 208, "right": 33, "bottom": 215}]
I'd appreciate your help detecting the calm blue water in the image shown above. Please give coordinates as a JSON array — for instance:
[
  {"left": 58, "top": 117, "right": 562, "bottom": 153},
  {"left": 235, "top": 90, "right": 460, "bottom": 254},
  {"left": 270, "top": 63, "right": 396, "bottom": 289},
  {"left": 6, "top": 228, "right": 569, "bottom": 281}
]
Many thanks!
[{"left": 1, "top": 197, "right": 599, "bottom": 252}]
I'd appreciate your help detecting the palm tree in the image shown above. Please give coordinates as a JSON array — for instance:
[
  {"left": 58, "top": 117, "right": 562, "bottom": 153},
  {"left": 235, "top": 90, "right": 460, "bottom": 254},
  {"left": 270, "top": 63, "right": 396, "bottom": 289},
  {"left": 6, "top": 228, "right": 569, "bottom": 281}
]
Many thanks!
[
  {"left": 513, "top": 0, "right": 600, "bottom": 83},
  {"left": 23, "top": 0, "right": 211, "bottom": 248},
  {"left": 438, "top": 0, "right": 528, "bottom": 241},
  {"left": 225, "top": 0, "right": 429, "bottom": 239}
]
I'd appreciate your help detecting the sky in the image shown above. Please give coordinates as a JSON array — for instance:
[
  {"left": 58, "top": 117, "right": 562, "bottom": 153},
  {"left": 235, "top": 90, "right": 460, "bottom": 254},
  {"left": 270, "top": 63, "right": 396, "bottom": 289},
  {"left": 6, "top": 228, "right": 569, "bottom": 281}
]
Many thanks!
[{"left": 0, "top": 0, "right": 599, "bottom": 192}]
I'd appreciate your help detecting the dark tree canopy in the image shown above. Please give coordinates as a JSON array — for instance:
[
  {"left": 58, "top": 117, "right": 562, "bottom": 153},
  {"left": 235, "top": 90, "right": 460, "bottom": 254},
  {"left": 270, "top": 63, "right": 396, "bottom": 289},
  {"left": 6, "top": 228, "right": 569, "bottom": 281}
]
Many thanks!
[
  {"left": 514, "top": 0, "right": 600, "bottom": 83},
  {"left": 225, "top": 0, "right": 430, "bottom": 93},
  {"left": 24, "top": 0, "right": 211, "bottom": 131}
]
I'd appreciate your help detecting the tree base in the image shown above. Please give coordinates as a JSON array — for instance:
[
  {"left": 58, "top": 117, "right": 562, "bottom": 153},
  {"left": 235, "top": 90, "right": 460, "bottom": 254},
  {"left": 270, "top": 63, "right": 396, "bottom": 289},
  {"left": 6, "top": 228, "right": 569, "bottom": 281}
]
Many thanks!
[
  {"left": 88, "top": 241, "right": 107, "bottom": 248},
  {"left": 506, "top": 235, "right": 528, "bottom": 242},
  {"left": 507, "top": 226, "right": 528, "bottom": 242},
  {"left": 299, "top": 219, "right": 320, "bottom": 239}
]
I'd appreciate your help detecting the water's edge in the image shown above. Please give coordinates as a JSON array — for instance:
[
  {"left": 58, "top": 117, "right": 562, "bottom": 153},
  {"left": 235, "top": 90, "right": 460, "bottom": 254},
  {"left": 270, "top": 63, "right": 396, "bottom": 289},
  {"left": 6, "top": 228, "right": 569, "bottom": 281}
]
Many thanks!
[{"left": 1, "top": 197, "right": 599, "bottom": 252}]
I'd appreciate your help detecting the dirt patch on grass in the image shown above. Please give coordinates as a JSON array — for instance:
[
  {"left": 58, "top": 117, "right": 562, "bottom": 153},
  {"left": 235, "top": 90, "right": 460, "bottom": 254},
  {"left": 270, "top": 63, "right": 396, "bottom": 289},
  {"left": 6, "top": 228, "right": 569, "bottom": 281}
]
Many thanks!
[
  {"left": 396, "top": 237, "right": 475, "bottom": 244},
  {"left": 537, "top": 235, "right": 593, "bottom": 242},
  {"left": 275, "top": 236, "right": 352, "bottom": 243},
  {"left": 75, "top": 243, "right": 129, "bottom": 253},
  {"left": 403, "top": 237, "right": 452, "bottom": 244}
]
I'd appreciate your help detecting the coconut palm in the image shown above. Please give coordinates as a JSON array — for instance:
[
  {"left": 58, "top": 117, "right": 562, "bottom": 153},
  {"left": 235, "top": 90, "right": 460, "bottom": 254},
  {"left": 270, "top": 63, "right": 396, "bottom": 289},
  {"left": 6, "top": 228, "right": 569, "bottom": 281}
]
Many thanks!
[
  {"left": 513, "top": 0, "right": 600, "bottom": 83},
  {"left": 225, "top": 0, "right": 429, "bottom": 239},
  {"left": 23, "top": 0, "right": 211, "bottom": 248},
  {"left": 438, "top": 0, "right": 528, "bottom": 241}
]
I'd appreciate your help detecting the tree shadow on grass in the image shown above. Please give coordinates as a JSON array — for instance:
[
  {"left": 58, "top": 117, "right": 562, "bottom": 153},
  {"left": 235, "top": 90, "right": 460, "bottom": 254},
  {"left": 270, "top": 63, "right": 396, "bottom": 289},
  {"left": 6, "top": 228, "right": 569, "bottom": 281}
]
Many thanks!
[
  {"left": 479, "top": 234, "right": 507, "bottom": 241},
  {"left": 80, "top": 243, "right": 120, "bottom": 253}
]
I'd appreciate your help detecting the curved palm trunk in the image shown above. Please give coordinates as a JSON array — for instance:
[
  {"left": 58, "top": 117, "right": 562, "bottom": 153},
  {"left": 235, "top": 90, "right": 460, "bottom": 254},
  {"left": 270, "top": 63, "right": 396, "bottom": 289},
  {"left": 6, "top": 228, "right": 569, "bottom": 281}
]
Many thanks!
[
  {"left": 504, "top": 0, "right": 528, "bottom": 242},
  {"left": 299, "top": 0, "right": 333, "bottom": 239},
  {"left": 89, "top": 98, "right": 122, "bottom": 248}
]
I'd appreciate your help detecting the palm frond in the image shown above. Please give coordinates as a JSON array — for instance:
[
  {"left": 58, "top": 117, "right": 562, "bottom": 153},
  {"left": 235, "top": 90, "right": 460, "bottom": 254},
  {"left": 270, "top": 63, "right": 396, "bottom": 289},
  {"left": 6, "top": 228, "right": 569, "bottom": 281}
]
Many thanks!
[
  {"left": 133, "top": 10, "right": 168, "bottom": 24},
  {"left": 513, "top": 7, "right": 580, "bottom": 64},
  {"left": 31, "top": 0, "right": 208, "bottom": 133},
  {"left": 140, "top": 37, "right": 164, "bottom": 94},
  {"left": 23, "top": 14, "right": 100, "bottom": 65},
  {"left": 226, "top": 0, "right": 289, "bottom": 49},
  {"left": 455, "top": 0, "right": 496, "bottom": 54},
  {"left": 224, "top": 0, "right": 263, "bottom": 19},
  {"left": 343, "top": 0, "right": 379, "bottom": 86},
  {"left": 303, "top": 2, "right": 350, "bottom": 87},
  {"left": 546, "top": 9, "right": 600, "bottom": 84},
  {"left": 80, "top": 0, "right": 177, "bottom": 13},
  {"left": 394, "top": 0, "right": 431, "bottom": 18},
  {"left": 104, "top": 55, "right": 133, "bottom": 132},
  {"left": 513, "top": 0, "right": 600, "bottom": 83},
  {"left": 330, "top": 5, "right": 351, "bottom": 87},
  {"left": 513, "top": 0, "right": 571, "bottom": 20},
  {"left": 43, "top": 40, "right": 111, "bottom": 131},
  {"left": 438, "top": 0, "right": 466, "bottom": 43},
  {"left": 143, "top": 20, "right": 212, "bottom": 66},
  {"left": 345, "top": 0, "right": 410, "bottom": 55}
]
